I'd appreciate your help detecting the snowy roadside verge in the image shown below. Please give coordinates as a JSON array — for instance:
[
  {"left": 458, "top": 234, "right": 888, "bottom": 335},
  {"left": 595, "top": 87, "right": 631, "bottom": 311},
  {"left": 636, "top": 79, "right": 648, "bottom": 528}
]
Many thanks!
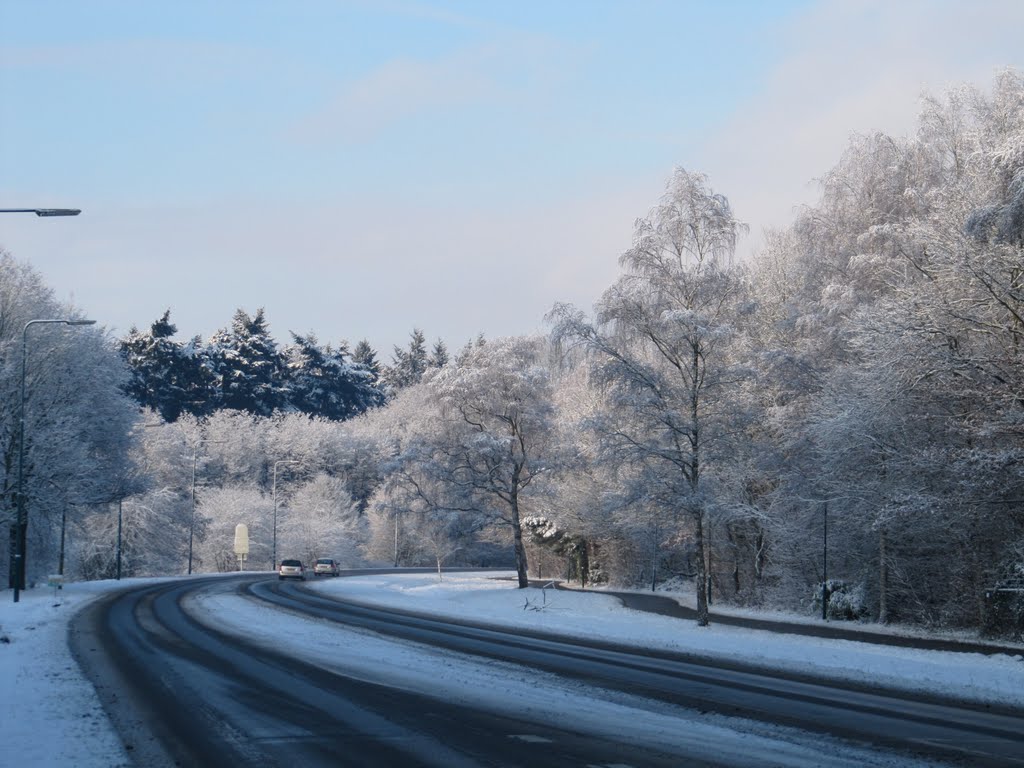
[
  {"left": 308, "top": 571, "right": 1024, "bottom": 710},
  {"left": 0, "top": 580, "right": 145, "bottom": 768}
]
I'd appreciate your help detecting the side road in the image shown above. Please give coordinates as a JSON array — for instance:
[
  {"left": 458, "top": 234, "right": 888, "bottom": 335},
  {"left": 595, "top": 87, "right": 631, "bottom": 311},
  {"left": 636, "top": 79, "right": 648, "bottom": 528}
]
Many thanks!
[{"left": 556, "top": 583, "right": 1024, "bottom": 657}]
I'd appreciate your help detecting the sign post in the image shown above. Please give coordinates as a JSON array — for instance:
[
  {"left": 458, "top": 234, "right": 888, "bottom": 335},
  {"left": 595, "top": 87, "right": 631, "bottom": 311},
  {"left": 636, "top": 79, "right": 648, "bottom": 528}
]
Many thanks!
[{"left": 47, "top": 574, "right": 64, "bottom": 605}]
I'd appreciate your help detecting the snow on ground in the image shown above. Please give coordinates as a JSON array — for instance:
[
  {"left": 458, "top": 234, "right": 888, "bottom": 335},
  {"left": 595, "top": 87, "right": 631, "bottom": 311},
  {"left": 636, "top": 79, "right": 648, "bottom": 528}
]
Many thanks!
[
  {"left": 0, "top": 580, "right": 146, "bottom": 768},
  {"left": 194, "top": 577, "right": 935, "bottom": 767},
  {"left": 312, "top": 572, "right": 1024, "bottom": 708},
  {"left": 2, "top": 570, "right": 1023, "bottom": 768}
]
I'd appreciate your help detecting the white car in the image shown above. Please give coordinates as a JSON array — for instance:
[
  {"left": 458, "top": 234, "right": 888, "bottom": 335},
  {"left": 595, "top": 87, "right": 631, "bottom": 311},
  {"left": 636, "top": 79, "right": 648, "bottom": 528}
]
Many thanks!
[
  {"left": 278, "top": 559, "right": 306, "bottom": 580},
  {"left": 313, "top": 558, "right": 340, "bottom": 577}
]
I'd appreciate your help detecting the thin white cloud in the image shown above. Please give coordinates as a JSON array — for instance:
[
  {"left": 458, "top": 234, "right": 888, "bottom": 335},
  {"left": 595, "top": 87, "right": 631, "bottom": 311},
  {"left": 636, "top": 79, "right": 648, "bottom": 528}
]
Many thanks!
[
  {"left": 0, "top": 39, "right": 275, "bottom": 82},
  {"left": 307, "top": 55, "right": 492, "bottom": 142},
  {"left": 288, "top": 43, "right": 507, "bottom": 144},
  {"left": 288, "top": 36, "right": 581, "bottom": 144},
  {"left": 358, "top": 0, "right": 499, "bottom": 32}
]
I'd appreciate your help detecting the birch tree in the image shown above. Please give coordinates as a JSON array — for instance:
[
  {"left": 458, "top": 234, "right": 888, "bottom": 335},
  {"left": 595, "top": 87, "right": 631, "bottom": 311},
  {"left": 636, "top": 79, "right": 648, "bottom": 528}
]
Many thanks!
[
  {"left": 426, "top": 336, "right": 556, "bottom": 588},
  {"left": 551, "top": 169, "right": 749, "bottom": 625},
  {"left": 277, "top": 473, "right": 362, "bottom": 566}
]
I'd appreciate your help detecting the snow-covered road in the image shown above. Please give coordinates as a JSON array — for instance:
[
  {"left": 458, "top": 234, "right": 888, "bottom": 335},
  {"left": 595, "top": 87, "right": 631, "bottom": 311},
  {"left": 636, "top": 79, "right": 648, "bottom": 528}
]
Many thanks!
[{"left": 3, "top": 571, "right": 1024, "bottom": 767}]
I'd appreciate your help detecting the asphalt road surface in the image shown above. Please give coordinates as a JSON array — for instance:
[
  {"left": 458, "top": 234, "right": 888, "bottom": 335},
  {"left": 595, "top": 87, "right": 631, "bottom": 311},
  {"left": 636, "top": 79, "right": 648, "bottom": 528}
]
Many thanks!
[{"left": 70, "top": 573, "right": 1024, "bottom": 767}]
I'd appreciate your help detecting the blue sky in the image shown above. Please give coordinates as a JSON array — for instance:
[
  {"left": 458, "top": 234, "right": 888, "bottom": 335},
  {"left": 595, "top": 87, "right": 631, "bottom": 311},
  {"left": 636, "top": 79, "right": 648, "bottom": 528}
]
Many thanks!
[{"left": 2, "top": 0, "right": 1022, "bottom": 355}]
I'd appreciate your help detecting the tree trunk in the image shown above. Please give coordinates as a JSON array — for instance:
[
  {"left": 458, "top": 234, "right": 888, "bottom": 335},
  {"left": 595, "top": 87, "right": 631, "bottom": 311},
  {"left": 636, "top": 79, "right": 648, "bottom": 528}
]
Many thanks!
[
  {"left": 706, "top": 517, "right": 713, "bottom": 606},
  {"left": 510, "top": 486, "right": 530, "bottom": 588},
  {"left": 695, "top": 509, "right": 709, "bottom": 626},
  {"left": 393, "top": 512, "right": 400, "bottom": 568},
  {"left": 690, "top": 341, "right": 709, "bottom": 626}
]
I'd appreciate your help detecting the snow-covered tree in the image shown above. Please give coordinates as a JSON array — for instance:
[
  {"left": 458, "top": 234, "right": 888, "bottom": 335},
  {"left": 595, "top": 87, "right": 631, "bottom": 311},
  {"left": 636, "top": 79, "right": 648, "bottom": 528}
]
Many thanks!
[
  {"left": 206, "top": 308, "right": 286, "bottom": 416},
  {"left": 370, "top": 424, "right": 486, "bottom": 573},
  {"left": 351, "top": 339, "right": 382, "bottom": 383},
  {"left": 283, "top": 332, "right": 384, "bottom": 420},
  {"left": 428, "top": 336, "right": 557, "bottom": 588},
  {"left": 0, "top": 252, "right": 140, "bottom": 588},
  {"left": 193, "top": 486, "right": 271, "bottom": 572},
  {"left": 119, "top": 310, "right": 216, "bottom": 421},
  {"left": 551, "top": 168, "right": 750, "bottom": 625},
  {"left": 358, "top": 381, "right": 453, "bottom": 566},
  {"left": 747, "top": 70, "right": 1024, "bottom": 626},
  {"left": 75, "top": 486, "right": 189, "bottom": 579},
  {"left": 428, "top": 339, "right": 449, "bottom": 369},
  {"left": 276, "top": 473, "right": 362, "bottom": 566},
  {"left": 384, "top": 328, "right": 429, "bottom": 392}
]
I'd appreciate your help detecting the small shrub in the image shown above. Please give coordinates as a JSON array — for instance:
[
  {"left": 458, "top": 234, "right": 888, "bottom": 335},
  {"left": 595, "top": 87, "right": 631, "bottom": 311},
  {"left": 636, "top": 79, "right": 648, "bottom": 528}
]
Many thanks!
[
  {"left": 811, "top": 579, "right": 870, "bottom": 621},
  {"left": 982, "top": 588, "right": 1024, "bottom": 641}
]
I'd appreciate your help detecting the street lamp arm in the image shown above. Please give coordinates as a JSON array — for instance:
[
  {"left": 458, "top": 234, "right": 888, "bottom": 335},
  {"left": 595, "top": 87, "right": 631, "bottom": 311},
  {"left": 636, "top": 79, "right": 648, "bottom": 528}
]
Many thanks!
[
  {"left": 23, "top": 318, "right": 97, "bottom": 334},
  {"left": 0, "top": 208, "right": 81, "bottom": 217}
]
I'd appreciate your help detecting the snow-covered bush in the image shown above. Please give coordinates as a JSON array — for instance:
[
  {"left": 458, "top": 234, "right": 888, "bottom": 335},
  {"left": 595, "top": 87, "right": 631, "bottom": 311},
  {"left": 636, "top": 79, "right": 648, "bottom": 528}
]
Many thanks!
[
  {"left": 811, "top": 580, "right": 869, "bottom": 621},
  {"left": 982, "top": 553, "right": 1024, "bottom": 640},
  {"left": 982, "top": 588, "right": 1024, "bottom": 641}
]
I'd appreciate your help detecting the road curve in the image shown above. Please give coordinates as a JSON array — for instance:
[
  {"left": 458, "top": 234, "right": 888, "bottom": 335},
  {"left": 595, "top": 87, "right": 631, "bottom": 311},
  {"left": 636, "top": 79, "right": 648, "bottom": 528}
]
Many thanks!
[
  {"left": 71, "top": 574, "right": 697, "bottom": 767},
  {"left": 71, "top": 573, "right": 1024, "bottom": 767}
]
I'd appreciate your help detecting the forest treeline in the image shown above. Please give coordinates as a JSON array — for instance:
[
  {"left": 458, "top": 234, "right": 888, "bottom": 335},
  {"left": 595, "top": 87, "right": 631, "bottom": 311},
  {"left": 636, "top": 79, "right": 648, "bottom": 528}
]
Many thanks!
[
  {"left": 2, "top": 70, "right": 1022, "bottom": 636},
  {"left": 117, "top": 309, "right": 454, "bottom": 422}
]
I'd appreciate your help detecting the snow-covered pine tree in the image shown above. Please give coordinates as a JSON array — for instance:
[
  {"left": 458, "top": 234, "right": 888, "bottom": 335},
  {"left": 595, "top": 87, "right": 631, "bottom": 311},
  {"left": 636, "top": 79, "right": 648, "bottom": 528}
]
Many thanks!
[
  {"left": 118, "top": 310, "right": 215, "bottom": 421},
  {"left": 384, "top": 328, "right": 429, "bottom": 392},
  {"left": 428, "top": 339, "right": 449, "bottom": 369},
  {"left": 206, "top": 308, "right": 287, "bottom": 417},
  {"left": 284, "top": 333, "right": 384, "bottom": 421},
  {"left": 352, "top": 339, "right": 381, "bottom": 383}
]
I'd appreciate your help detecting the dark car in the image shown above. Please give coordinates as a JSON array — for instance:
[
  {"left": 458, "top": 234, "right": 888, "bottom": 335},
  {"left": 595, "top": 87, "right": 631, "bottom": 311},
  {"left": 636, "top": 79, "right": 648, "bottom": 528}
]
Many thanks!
[{"left": 278, "top": 559, "right": 306, "bottom": 580}]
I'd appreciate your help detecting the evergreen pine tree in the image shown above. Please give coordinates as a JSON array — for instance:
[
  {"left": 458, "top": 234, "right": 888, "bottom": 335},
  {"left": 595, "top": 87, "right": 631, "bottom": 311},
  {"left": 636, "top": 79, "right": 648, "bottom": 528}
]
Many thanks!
[
  {"left": 118, "top": 310, "right": 215, "bottom": 421},
  {"left": 206, "top": 308, "right": 286, "bottom": 416},
  {"left": 332, "top": 340, "right": 387, "bottom": 416},
  {"left": 179, "top": 334, "right": 219, "bottom": 417},
  {"left": 284, "top": 333, "right": 386, "bottom": 420},
  {"left": 352, "top": 339, "right": 381, "bottom": 383},
  {"left": 384, "top": 328, "right": 429, "bottom": 391},
  {"left": 428, "top": 339, "right": 449, "bottom": 368}
]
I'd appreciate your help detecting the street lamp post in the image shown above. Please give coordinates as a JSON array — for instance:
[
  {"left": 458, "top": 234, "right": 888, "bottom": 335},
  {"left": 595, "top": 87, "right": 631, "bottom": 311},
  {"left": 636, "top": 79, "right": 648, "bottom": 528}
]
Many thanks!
[
  {"left": 58, "top": 505, "right": 68, "bottom": 577},
  {"left": 116, "top": 500, "right": 123, "bottom": 580},
  {"left": 188, "top": 445, "right": 198, "bottom": 574},
  {"left": 184, "top": 437, "right": 226, "bottom": 575},
  {"left": 271, "top": 460, "right": 299, "bottom": 570},
  {"left": 12, "top": 318, "right": 96, "bottom": 602},
  {"left": 822, "top": 501, "right": 829, "bottom": 621}
]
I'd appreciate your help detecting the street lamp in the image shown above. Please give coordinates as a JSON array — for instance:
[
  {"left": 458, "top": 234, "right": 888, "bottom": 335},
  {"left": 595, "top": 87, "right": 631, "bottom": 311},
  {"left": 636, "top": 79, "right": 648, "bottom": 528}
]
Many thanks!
[
  {"left": 822, "top": 501, "right": 830, "bottom": 621},
  {"left": 188, "top": 445, "right": 199, "bottom": 575},
  {"left": 271, "top": 460, "right": 300, "bottom": 570},
  {"left": 12, "top": 318, "right": 96, "bottom": 602},
  {"left": 0, "top": 208, "right": 80, "bottom": 217}
]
